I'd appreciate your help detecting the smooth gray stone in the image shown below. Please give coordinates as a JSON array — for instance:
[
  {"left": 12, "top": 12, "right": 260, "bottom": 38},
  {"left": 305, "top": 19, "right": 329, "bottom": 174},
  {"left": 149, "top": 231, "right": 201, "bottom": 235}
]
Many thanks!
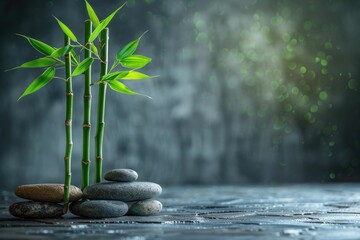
[
  {"left": 9, "top": 201, "right": 64, "bottom": 218},
  {"left": 83, "top": 182, "right": 162, "bottom": 201},
  {"left": 127, "top": 199, "right": 163, "bottom": 216},
  {"left": 70, "top": 200, "right": 128, "bottom": 218},
  {"left": 104, "top": 169, "right": 138, "bottom": 182}
]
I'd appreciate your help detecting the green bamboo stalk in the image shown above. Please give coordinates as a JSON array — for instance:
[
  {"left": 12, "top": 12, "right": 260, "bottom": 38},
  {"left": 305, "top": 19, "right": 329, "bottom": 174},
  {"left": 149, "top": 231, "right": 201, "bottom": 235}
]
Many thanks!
[
  {"left": 63, "top": 34, "right": 73, "bottom": 213},
  {"left": 94, "top": 28, "right": 109, "bottom": 183},
  {"left": 82, "top": 20, "right": 92, "bottom": 190}
]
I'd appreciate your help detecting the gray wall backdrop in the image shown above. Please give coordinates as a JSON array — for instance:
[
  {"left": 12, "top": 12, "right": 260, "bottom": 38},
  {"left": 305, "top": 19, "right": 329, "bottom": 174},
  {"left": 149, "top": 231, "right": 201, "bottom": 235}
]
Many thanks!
[{"left": 1, "top": 0, "right": 360, "bottom": 190}]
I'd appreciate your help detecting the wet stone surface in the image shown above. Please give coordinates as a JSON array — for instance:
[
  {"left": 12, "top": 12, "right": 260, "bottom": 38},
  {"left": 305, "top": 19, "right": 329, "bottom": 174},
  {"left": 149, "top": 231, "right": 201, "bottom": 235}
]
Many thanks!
[
  {"left": 70, "top": 200, "right": 128, "bottom": 218},
  {"left": 83, "top": 181, "right": 162, "bottom": 201},
  {"left": 104, "top": 169, "right": 138, "bottom": 182},
  {"left": 9, "top": 201, "right": 64, "bottom": 219},
  {"left": 2, "top": 184, "right": 360, "bottom": 239},
  {"left": 127, "top": 199, "right": 163, "bottom": 216}
]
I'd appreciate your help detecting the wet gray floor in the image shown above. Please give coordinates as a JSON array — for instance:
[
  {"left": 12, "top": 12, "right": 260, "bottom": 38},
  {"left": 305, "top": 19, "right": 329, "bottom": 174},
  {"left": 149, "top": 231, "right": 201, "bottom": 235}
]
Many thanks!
[{"left": 1, "top": 184, "right": 360, "bottom": 239}]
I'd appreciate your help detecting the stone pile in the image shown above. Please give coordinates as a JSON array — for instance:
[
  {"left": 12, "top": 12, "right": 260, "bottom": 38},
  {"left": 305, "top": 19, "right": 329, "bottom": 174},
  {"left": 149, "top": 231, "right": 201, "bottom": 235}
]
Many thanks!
[
  {"left": 9, "top": 184, "right": 82, "bottom": 218},
  {"left": 70, "top": 169, "right": 163, "bottom": 218}
]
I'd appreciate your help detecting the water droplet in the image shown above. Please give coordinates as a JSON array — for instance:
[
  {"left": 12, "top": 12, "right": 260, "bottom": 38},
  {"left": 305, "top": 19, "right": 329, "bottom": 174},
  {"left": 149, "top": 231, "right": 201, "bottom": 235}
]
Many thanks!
[
  {"left": 320, "top": 59, "right": 328, "bottom": 66},
  {"left": 348, "top": 79, "right": 357, "bottom": 90},
  {"left": 319, "top": 91, "right": 328, "bottom": 100},
  {"left": 291, "top": 87, "right": 299, "bottom": 95},
  {"left": 288, "top": 62, "right": 297, "bottom": 70},
  {"left": 310, "top": 105, "right": 318, "bottom": 113},
  {"left": 299, "top": 66, "right": 307, "bottom": 74}
]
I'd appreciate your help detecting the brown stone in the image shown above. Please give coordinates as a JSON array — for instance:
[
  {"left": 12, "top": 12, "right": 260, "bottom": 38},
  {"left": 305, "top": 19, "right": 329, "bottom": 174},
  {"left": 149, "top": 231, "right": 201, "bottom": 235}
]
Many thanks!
[{"left": 15, "top": 184, "right": 82, "bottom": 203}]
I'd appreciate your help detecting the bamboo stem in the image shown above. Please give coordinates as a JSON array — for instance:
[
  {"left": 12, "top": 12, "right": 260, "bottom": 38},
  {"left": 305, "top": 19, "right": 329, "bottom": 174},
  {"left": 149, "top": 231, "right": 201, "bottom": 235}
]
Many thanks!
[
  {"left": 94, "top": 28, "right": 109, "bottom": 183},
  {"left": 63, "top": 34, "right": 73, "bottom": 213},
  {"left": 82, "top": 20, "right": 92, "bottom": 190}
]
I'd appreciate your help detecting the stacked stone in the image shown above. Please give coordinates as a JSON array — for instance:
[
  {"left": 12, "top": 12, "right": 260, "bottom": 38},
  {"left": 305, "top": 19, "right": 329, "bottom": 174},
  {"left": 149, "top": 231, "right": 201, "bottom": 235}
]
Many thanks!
[
  {"left": 9, "top": 184, "right": 82, "bottom": 218},
  {"left": 70, "top": 169, "right": 163, "bottom": 218}
]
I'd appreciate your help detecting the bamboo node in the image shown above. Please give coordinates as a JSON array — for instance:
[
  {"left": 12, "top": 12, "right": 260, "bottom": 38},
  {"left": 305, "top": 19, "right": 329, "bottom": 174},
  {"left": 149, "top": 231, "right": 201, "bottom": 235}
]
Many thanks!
[
  {"left": 65, "top": 55, "right": 69, "bottom": 59},
  {"left": 84, "top": 42, "right": 91, "bottom": 47},
  {"left": 82, "top": 160, "right": 91, "bottom": 165},
  {"left": 63, "top": 185, "right": 69, "bottom": 189},
  {"left": 66, "top": 92, "right": 74, "bottom": 96},
  {"left": 64, "top": 156, "right": 69, "bottom": 160},
  {"left": 65, "top": 120, "right": 72, "bottom": 126},
  {"left": 84, "top": 94, "right": 92, "bottom": 99},
  {"left": 96, "top": 156, "right": 102, "bottom": 160},
  {"left": 83, "top": 123, "right": 91, "bottom": 128}
]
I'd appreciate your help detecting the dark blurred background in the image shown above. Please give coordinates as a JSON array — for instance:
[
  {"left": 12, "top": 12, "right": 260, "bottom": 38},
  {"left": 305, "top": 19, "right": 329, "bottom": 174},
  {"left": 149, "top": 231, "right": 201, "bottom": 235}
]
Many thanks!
[{"left": 0, "top": 0, "right": 359, "bottom": 190}]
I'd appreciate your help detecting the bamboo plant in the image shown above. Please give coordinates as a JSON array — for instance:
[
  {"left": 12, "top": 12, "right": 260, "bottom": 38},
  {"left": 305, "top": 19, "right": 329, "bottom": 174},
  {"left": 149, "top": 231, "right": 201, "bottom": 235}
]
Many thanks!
[
  {"left": 55, "top": 17, "right": 95, "bottom": 208},
  {"left": 84, "top": 1, "right": 154, "bottom": 183},
  {"left": 9, "top": 16, "right": 95, "bottom": 212},
  {"left": 63, "top": 34, "right": 73, "bottom": 213},
  {"left": 82, "top": 20, "right": 93, "bottom": 190},
  {"left": 9, "top": 1, "right": 155, "bottom": 212}
]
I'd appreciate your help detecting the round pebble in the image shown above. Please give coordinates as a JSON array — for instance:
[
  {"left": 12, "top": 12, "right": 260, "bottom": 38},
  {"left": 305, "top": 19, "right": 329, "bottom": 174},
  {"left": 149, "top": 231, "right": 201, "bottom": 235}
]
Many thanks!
[
  {"left": 83, "top": 182, "right": 162, "bottom": 202},
  {"left": 15, "top": 184, "right": 82, "bottom": 203},
  {"left": 70, "top": 200, "right": 128, "bottom": 218},
  {"left": 127, "top": 199, "right": 162, "bottom": 216},
  {"left": 9, "top": 201, "right": 64, "bottom": 218},
  {"left": 104, "top": 169, "right": 138, "bottom": 182}
]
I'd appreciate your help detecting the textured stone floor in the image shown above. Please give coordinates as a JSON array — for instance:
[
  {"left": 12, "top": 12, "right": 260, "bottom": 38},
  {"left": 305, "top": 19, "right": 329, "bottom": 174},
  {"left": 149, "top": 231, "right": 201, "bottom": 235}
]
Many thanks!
[{"left": 1, "top": 184, "right": 360, "bottom": 239}]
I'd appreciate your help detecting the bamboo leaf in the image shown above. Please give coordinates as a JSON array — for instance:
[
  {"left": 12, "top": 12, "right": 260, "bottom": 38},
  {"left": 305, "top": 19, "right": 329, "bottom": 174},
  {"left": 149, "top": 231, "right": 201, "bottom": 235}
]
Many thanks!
[
  {"left": 101, "top": 71, "right": 129, "bottom": 82},
  {"left": 10, "top": 57, "right": 56, "bottom": 70},
  {"left": 50, "top": 45, "right": 73, "bottom": 58},
  {"left": 88, "top": 3, "right": 125, "bottom": 42},
  {"left": 54, "top": 17, "right": 78, "bottom": 42},
  {"left": 108, "top": 80, "right": 151, "bottom": 98},
  {"left": 120, "top": 55, "right": 152, "bottom": 69},
  {"left": 16, "top": 34, "right": 55, "bottom": 55},
  {"left": 18, "top": 67, "right": 55, "bottom": 100},
  {"left": 70, "top": 49, "right": 79, "bottom": 64},
  {"left": 85, "top": 0, "right": 100, "bottom": 27},
  {"left": 116, "top": 31, "right": 147, "bottom": 60},
  {"left": 121, "top": 71, "right": 153, "bottom": 80},
  {"left": 72, "top": 57, "right": 94, "bottom": 76},
  {"left": 91, "top": 43, "right": 98, "bottom": 56}
]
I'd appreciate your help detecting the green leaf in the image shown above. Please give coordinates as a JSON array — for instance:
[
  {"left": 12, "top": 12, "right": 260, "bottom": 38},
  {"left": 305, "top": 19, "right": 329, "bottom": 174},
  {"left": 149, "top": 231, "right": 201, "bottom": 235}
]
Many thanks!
[
  {"left": 116, "top": 31, "right": 147, "bottom": 60},
  {"left": 54, "top": 17, "right": 78, "bottom": 42},
  {"left": 10, "top": 57, "right": 56, "bottom": 70},
  {"left": 72, "top": 57, "right": 94, "bottom": 76},
  {"left": 91, "top": 43, "right": 98, "bottom": 56},
  {"left": 120, "top": 55, "right": 152, "bottom": 69},
  {"left": 50, "top": 45, "right": 73, "bottom": 58},
  {"left": 85, "top": 0, "right": 100, "bottom": 27},
  {"left": 18, "top": 67, "right": 55, "bottom": 100},
  {"left": 88, "top": 3, "right": 125, "bottom": 42},
  {"left": 101, "top": 71, "right": 129, "bottom": 82},
  {"left": 16, "top": 34, "right": 55, "bottom": 55},
  {"left": 70, "top": 49, "right": 79, "bottom": 64},
  {"left": 108, "top": 80, "right": 151, "bottom": 98},
  {"left": 121, "top": 71, "right": 152, "bottom": 80}
]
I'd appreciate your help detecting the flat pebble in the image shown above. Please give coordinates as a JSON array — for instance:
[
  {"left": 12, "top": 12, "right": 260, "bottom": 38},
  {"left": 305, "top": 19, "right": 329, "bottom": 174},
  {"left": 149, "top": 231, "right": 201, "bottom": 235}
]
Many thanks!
[
  {"left": 104, "top": 169, "right": 138, "bottom": 182},
  {"left": 70, "top": 200, "right": 128, "bottom": 218},
  {"left": 127, "top": 199, "right": 162, "bottom": 216},
  {"left": 15, "top": 184, "right": 82, "bottom": 203},
  {"left": 9, "top": 201, "right": 64, "bottom": 218},
  {"left": 83, "top": 182, "right": 162, "bottom": 201}
]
